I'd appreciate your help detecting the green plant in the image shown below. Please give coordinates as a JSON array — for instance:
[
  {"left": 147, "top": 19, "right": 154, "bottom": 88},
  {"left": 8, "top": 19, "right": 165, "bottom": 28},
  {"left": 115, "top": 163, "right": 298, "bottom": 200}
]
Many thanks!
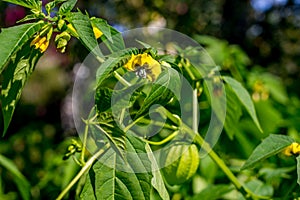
[{"left": 0, "top": 1, "right": 300, "bottom": 200}]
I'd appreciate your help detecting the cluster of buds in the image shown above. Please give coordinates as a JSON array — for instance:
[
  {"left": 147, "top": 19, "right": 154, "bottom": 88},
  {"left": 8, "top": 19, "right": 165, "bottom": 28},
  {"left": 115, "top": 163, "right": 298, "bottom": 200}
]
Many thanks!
[
  {"left": 55, "top": 31, "right": 71, "bottom": 53},
  {"left": 252, "top": 80, "right": 269, "bottom": 102},
  {"left": 30, "top": 24, "right": 53, "bottom": 53},
  {"left": 30, "top": 19, "right": 104, "bottom": 54}
]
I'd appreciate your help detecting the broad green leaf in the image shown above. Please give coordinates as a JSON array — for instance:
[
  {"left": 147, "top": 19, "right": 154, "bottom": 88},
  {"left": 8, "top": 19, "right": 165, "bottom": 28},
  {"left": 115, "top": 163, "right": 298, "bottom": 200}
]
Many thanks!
[
  {"left": 96, "top": 84, "right": 142, "bottom": 114},
  {"left": 92, "top": 112, "right": 126, "bottom": 159},
  {"left": 135, "top": 67, "right": 181, "bottom": 118},
  {"left": 245, "top": 179, "right": 273, "bottom": 197},
  {"left": 223, "top": 76, "right": 263, "bottom": 133},
  {"left": 111, "top": 82, "right": 144, "bottom": 119},
  {"left": 191, "top": 184, "right": 233, "bottom": 200},
  {"left": 106, "top": 27, "right": 126, "bottom": 52},
  {"left": 145, "top": 144, "right": 169, "bottom": 200},
  {"left": 297, "top": 155, "right": 300, "bottom": 186},
  {"left": 45, "top": 0, "right": 67, "bottom": 14},
  {"left": 17, "top": 14, "right": 37, "bottom": 23},
  {"left": 3, "top": 0, "right": 41, "bottom": 10},
  {"left": 1, "top": 43, "right": 42, "bottom": 136},
  {"left": 0, "top": 22, "right": 43, "bottom": 74},
  {"left": 90, "top": 17, "right": 113, "bottom": 42},
  {"left": 96, "top": 57, "right": 122, "bottom": 87},
  {"left": 0, "top": 154, "right": 31, "bottom": 200},
  {"left": 59, "top": 0, "right": 77, "bottom": 14},
  {"left": 223, "top": 85, "right": 242, "bottom": 140},
  {"left": 241, "top": 134, "right": 294, "bottom": 170},
  {"left": 95, "top": 87, "right": 113, "bottom": 113},
  {"left": 68, "top": 12, "right": 103, "bottom": 58},
  {"left": 80, "top": 135, "right": 152, "bottom": 200}
]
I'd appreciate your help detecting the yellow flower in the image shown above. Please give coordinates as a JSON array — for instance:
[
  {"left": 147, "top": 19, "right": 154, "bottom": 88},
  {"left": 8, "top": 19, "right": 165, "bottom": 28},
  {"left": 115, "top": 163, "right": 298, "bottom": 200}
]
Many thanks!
[
  {"left": 284, "top": 142, "right": 300, "bottom": 156},
  {"left": 30, "top": 25, "right": 52, "bottom": 53},
  {"left": 30, "top": 36, "right": 49, "bottom": 53},
  {"left": 124, "top": 53, "right": 161, "bottom": 82}
]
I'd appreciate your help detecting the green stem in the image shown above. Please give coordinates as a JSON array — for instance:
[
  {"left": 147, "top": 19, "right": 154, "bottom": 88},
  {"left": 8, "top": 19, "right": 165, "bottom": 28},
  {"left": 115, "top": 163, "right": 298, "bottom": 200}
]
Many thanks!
[
  {"left": 80, "top": 113, "right": 98, "bottom": 165},
  {"left": 143, "top": 130, "right": 179, "bottom": 146},
  {"left": 80, "top": 119, "right": 89, "bottom": 165},
  {"left": 113, "top": 71, "right": 131, "bottom": 87},
  {"left": 124, "top": 114, "right": 177, "bottom": 132},
  {"left": 56, "top": 143, "right": 110, "bottom": 200}
]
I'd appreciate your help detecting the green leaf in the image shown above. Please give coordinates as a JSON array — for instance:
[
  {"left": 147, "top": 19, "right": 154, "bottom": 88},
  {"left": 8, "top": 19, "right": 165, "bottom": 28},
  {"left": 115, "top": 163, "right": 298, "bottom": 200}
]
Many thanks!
[
  {"left": 135, "top": 67, "right": 181, "bottom": 118},
  {"left": 223, "top": 84, "right": 242, "bottom": 140},
  {"left": 90, "top": 17, "right": 112, "bottom": 42},
  {"left": 1, "top": 44, "right": 42, "bottom": 136},
  {"left": 17, "top": 14, "right": 37, "bottom": 23},
  {"left": 245, "top": 179, "right": 273, "bottom": 197},
  {"left": 0, "top": 154, "right": 31, "bottom": 200},
  {"left": 95, "top": 87, "right": 113, "bottom": 113},
  {"left": 241, "top": 134, "right": 294, "bottom": 170},
  {"left": 45, "top": 0, "right": 66, "bottom": 14},
  {"left": 68, "top": 12, "right": 103, "bottom": 58},
  {"left": 3, "top": 0, "right": 41, "bottom": 10},
  {"left": 145, "top": 144, "right": 169, "bottom": 200},
  {"left": 59, "top": 0, "right": 77, "bottom": 14},
  {"left": 96, "top": 48, "right": 139, "bottom": 87},
  {"left": 191, "top": 184, "right": 233, "bottom": 200},
  {"left": 92, "top": 112, "right": 127, "bottom": 159},
  {"left": 223, "top": 76, "right": 263, "bottom": 133},
  {"left": 80, "top": 135, "right": 152, "bottom": 200},
  {"left": 0, "top": 22, "right": 43, "bottom": 74},
  {"left": 297, "top": 155, "right": 300, "bottom": 186}
]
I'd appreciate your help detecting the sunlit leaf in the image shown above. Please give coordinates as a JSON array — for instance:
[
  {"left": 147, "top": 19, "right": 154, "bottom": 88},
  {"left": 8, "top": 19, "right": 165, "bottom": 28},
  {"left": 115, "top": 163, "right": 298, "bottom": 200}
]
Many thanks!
[
  {"left": 3, "top": 0, "right": 41, "bottom": 10},
  {"left": 68, "top": 12, "right": 103, "bottom": 58},
  {"left": 0, "top": 22, "right": 43, "bottom": 74},
  {"left": 59, "top": 0, "right": 77, "bottom": 14},
  {"left": 145, "top": 144, "right": 169, "bottom": 200},
  {"left": 1, "top": 44, "right": 42, "bottom": 136},
  {"left": 223, "top": 76, "right": 263, "bottom": 133},
  {"left": 223, "top": 85, "right": 242, "bottom": 140},
  {"left": 241, "top": 134, "right": 294, "bottom": 170}
]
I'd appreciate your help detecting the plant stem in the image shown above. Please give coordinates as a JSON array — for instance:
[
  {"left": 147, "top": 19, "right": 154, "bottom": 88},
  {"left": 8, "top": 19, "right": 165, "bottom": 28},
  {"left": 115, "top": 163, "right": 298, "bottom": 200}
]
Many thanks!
[
  {"left": 143, "top": 130, "right": 179, "bottom": 146},
  {"left": 56, "top": 143, "right": 110, "bottom": 200},
  {"left": 80, "top": 119, "right": 89, "bottom": 165}
]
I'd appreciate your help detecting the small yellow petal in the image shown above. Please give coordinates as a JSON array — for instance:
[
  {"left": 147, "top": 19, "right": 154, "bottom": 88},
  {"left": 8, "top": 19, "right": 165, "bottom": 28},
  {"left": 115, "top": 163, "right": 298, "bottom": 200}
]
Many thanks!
[
  {"left": 67, "top": 24, "right": 78, "bottom": 37},
  {"left": 124, "top": 54, "right": 138, "bottom": 71},
  {"left": 93, "top": 27, "right": 103, "bottom": 39},
  {"left": 39, "top": 40, "right": 49, "bottom": 53},
  {"left": 30, "top": 35, "right": 40, "bottom": 47}
]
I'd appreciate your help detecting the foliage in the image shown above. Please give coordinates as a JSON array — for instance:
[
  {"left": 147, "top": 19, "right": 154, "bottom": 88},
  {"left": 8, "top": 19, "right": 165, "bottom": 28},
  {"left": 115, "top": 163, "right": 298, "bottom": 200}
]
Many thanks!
[{"left": 0, "top": 0, "right": 300, "bottom": 200}]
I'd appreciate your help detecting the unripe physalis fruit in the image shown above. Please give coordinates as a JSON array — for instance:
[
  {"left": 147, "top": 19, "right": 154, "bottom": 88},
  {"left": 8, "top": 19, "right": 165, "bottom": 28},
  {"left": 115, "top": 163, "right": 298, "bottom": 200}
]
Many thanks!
[
  {"left": 55, "top": 31, "right": 71, "bottom": 53},
  {"left": 160, "top": 142, "right": 199, "bottom": 185}
]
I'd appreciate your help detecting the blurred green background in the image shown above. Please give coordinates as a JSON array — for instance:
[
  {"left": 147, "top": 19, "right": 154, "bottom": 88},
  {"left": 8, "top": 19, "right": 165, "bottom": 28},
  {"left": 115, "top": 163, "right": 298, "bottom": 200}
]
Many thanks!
[{"left": 0, "top": 0, "right": 300, "bottom": 199}]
